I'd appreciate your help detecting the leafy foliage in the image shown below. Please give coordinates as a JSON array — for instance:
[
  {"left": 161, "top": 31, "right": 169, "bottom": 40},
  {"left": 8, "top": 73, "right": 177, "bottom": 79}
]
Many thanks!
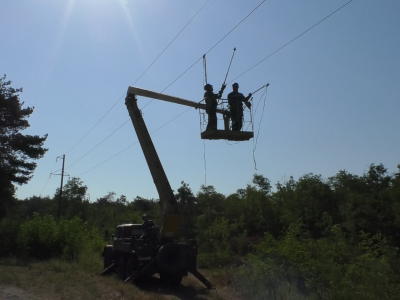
[
  {"left": 17, "top": 213, "right": 103, "bottom": 259},
  {"left": 0, "top": 75, "right": 48, "bottom": 218}
]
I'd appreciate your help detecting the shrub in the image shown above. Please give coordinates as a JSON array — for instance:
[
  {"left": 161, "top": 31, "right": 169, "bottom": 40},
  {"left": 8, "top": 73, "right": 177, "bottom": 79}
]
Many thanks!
[
  {"left": 17, "top": 213, "right": 103, "bottom": 260},
  {"left": 18, "top": 213, "right": 58, "bottom": 258},
  {"left": 0, "top": 217, "right": 23, "bottom": 257}
]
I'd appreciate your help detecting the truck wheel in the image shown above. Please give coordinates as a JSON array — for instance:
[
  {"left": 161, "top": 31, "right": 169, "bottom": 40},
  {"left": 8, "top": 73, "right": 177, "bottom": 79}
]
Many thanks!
[
  {"left": 125, "top": 257, "right": 135, "bottom": 279},
  {"left": 157, "top": 243, "right": 187, "bottom": 274},
  {"left": 117, "top": 257, "right": 126, "bottom": 280},
  {"left": 103, "top": 246, "right": 113, "bottom": 269}
]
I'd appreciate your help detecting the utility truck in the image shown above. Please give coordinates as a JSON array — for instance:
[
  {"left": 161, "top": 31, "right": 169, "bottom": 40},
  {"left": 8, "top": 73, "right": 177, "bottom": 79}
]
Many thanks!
[
  {"left": 101, "top": 86, "right": 255, "bottom": 286},
  {"left": 100, "top": 87, "right": 234, "bottom": 287}
]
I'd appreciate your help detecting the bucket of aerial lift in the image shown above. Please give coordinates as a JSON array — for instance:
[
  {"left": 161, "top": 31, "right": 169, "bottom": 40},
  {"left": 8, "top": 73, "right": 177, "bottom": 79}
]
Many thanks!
[
  {"left": 201, "top": 130, "right": 254, "bottom": 141},
  {"left": 201, "top": 114, "right": 254, "bottom": 141}
]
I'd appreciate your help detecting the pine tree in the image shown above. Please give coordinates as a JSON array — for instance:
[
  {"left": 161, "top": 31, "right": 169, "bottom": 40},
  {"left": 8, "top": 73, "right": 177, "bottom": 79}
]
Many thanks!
[{"left": 0, "top": 75, "right": 48, "bottom": 218}]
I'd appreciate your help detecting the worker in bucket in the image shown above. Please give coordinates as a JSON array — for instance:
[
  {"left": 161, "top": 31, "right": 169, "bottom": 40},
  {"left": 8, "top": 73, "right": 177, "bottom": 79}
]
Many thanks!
[
  {"left": 140, "top": 214, "right": 156, "bottom": 240},
  {"left": 227, "top": 82, "right": 251, "bottom": 131},
  {"left": 204, "top": 83, "right": 226, "bottom": 130}
]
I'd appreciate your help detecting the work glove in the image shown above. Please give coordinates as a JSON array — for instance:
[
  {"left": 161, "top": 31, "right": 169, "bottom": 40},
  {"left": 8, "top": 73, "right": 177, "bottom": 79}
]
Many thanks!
[{"left": 248, "top": 93, "right": 252, "bottom": 97}]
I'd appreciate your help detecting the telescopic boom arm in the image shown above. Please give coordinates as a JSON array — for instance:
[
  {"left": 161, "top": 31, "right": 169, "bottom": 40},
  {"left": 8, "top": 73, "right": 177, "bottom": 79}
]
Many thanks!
[
  {"left": 125, "top": 91, "right": 182, "bottom": 242},
  {"left": 127, "top": 86, "right": 228, "bottom": 115}
]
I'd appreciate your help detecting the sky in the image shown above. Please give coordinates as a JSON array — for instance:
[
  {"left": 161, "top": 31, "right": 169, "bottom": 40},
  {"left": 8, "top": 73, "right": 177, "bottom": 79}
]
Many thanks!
[{"left": 1, "top": 0, "right": 399, "bottom": 202}]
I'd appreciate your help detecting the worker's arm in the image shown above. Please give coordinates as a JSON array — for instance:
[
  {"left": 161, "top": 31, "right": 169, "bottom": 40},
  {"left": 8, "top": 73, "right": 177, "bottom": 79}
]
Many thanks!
[
  {"left": 244, "top": 93, "right": 252, "bottom": 109},
  {"left": 216, "top": 84, "right": 226, "bottom": 99}
]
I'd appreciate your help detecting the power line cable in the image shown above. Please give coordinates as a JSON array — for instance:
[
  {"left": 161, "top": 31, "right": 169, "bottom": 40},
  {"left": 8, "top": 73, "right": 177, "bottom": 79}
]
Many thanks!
[
  {"left": 65, "top": 96, "right": 124, "bottom": 155},
  {"left": 68, "top": 0, "right": 347, "bottom": 173},
  {"left": 228, "top": 0, "right": 355, "bottom": 83},
  {"left": 68, "top": 0, "right": 266, "bottom": 170},
  {"left": 141, "top": 0, "right": 266, "bottom": 109},
  {"left": 67, "top": 119, "right": 130, "bottom": 170},
  {"left": 134, "top": 0, "right": 211, "bottom": 86},
  {"left": 78, "top": 107, "right": 192, "bottom": 176},
  {"left": 64, "top": 1, "right": 210, "bottom": 156},
  {"left": 79, "top": 143, "right": 138, "bottom": 176}
]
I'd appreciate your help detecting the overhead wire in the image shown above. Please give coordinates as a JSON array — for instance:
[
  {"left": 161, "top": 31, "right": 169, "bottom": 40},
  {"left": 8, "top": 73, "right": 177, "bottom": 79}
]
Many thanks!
[
  {"left": 65, "top": 97, "right": 124, "bottom": 155},
  {"left": 78, "top": 107, "right": 192, "bottom": 176},
  {"left": 67, "top": 119, "right": 130, "bottom": 170},
  {"left": 68, "top": 0, "right": 267, "bottom": 171},
  {"left": 70, "top": 0, "right": 352, "bottom": 175},
  {"left": 228, "top": 0, "right": 355, "bottom": 84},
  {"left": 64, "top": 0, "right": 211, "bottom": 157},
  {"left": 141, "top": 0, "right": 266, "bottom": 109},
  {"left": 133, "top": 0, "right": 211, "bottom": 86}
]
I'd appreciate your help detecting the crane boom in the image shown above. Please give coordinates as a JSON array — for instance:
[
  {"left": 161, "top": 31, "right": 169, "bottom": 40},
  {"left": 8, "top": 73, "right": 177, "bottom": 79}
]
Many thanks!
[
  {"left": 125, "top": 92, "right": 181, "bottom": 242},
  {"left": 127, "top": 86, "right": 228, "bottom": 114}
]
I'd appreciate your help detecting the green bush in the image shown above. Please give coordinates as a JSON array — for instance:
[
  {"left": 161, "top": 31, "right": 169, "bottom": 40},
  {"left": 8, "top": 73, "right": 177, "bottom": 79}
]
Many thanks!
[
  {"left": 0, "top": 217, "right": 23, "bottom": 257},
  {"left": 18, "top": 213, "right": 58, "bottom": 258},
  {"left": 233, "top": 254, "right": 307, "bottom": 300},
  {"left": 243, "top": 224, "right": 400, "bottom": 299},
  {"left": 17, "top": 213, "right": 103, "bottom": 260}
]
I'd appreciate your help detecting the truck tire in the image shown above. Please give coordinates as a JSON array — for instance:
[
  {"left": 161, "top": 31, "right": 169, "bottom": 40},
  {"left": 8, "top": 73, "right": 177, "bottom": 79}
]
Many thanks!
[
  {"left": 103, "top": 246, "right": 113, "bottom": 269},
  {"left": 117, "top": 257, "right": 126, "bottom": 280},
  {"left": 157, "top": 243, "right": 186, "bottom": 274},
  {"left": 125, "top": 257, "right": 135, "bottom": 279}
]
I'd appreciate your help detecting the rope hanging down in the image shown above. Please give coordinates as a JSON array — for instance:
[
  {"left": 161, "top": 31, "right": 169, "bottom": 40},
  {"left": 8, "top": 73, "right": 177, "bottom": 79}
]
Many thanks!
[{"left": 252, "top": 85, "right": 269, "bottom": 170}]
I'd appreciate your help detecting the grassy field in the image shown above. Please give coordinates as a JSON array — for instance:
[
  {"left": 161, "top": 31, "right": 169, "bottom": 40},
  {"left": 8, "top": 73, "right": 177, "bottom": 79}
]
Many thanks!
[{"left": 0, "top": 256, "right": 245, "bottom": 300}]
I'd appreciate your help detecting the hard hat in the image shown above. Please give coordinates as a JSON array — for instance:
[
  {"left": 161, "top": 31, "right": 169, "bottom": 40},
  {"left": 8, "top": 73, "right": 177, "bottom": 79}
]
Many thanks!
[
  {"left": 232, "top": 82, "right": 239, "bottom": 88},
  {"left": 142, "top": 214, "right": 148, "bottom": 219},
  {"left": 204, "top": 83, "right": 213, "bottom": 90}
]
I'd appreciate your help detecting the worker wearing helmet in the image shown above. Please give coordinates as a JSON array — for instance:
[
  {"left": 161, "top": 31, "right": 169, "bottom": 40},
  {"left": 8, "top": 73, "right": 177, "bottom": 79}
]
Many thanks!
[
  {"left": 140, "top": 214, "right": 156, "bottom": 240},
  {"left": 227, "top": 83, "right": 252, "bottom": 131},
  {"left": 204, "top": 83, "right": 226, "bottom": 130}
]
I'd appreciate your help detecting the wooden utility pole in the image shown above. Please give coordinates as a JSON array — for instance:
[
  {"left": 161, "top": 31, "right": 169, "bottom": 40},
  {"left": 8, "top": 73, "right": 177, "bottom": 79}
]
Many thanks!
[{"left": 57, "top": 155, "right": 66, "bottom": 220}]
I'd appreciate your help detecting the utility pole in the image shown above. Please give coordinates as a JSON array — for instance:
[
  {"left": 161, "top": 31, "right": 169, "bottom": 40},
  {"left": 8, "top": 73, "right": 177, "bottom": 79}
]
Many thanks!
[
  {"left": 58, "top": 155, "right": 66, "bottom": 220},
  {"left": 51, "top": 155, "right": 68, "bottom": 220}
]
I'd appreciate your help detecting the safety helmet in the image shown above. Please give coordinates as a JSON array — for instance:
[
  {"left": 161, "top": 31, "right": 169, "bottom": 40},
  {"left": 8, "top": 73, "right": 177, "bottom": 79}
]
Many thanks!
[
  {"left": 232, "top": 82, "right": 239, "bottom": 88},
  {"left": 142, "top": 214, "right": 148, "bottom": 220},
  {"left": 204, "top": 83, "right": 213, "bottom": 90}
]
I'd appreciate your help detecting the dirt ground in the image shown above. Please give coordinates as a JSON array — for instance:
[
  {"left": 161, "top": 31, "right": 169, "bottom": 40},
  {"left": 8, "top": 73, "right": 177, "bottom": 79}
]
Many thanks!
[{"left": 0, "top": 261, "right": 243, "bottom": 300}]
